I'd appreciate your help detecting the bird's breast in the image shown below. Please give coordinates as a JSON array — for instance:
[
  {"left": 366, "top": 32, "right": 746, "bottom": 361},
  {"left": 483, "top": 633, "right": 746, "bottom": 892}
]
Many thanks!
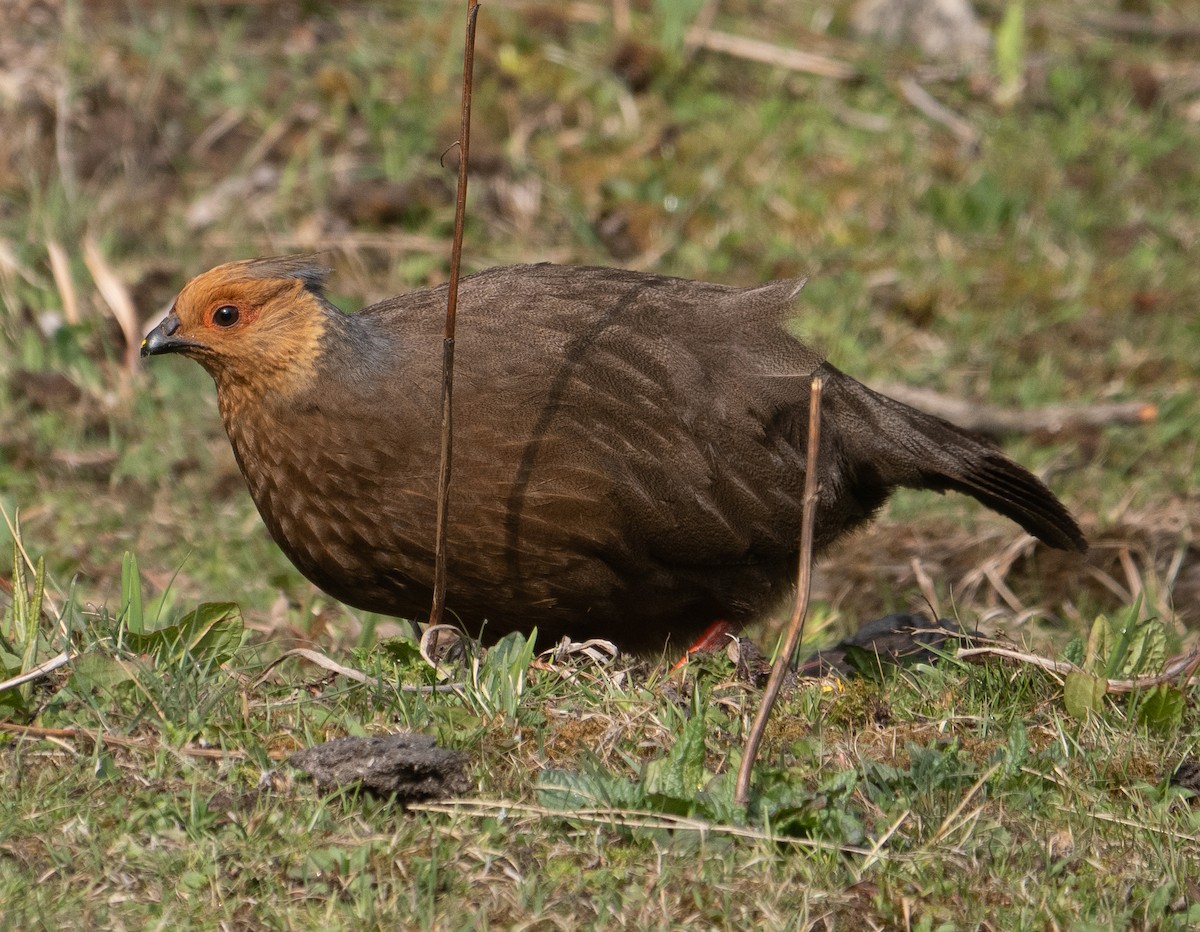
[{"left": 220, "top": 398, "right": 440, "bottom": 610}]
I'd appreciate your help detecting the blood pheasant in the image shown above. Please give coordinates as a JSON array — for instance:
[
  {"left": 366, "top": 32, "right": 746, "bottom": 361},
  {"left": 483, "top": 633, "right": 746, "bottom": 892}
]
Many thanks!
[{"left": 142, "top": 258, "right": 1085, "bottom": 652}]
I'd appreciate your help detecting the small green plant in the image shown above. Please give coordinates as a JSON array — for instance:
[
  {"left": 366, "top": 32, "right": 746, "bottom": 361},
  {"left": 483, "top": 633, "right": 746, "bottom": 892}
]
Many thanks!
[
  {"left": 120, "top": 550, "right": 147, "bottom": 635},
  {"left": 114, "top": 552, "right": 245, "bottom": 671},
  {"left": 641, "top": 698, "right": 709, "bottom": 811},
  {"left": 1062, "top": 602, "right": 1185, "bottom": 730},
  {"left": 64, "top": 553, "right": 246, "bottom": 714},
  {"left": 538, "top": 681, "right": 868, "bottom": 842},
  {"left": 0, "top": 544, "right": 52, "bottom": 717},
  {"left": 0, "top": 512, "right": 72, "bottom": 719},
  {"left": 539, "top": 683, "right": 720, "bottom": 820},
  {"left": 461, "top": 629, "right": 537, "bottom": 718}
]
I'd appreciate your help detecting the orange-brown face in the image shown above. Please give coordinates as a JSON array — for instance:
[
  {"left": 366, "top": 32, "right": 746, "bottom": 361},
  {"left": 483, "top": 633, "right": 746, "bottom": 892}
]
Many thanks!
[{"left": 142, "top": 257, "right": 330, "bottom": 394}]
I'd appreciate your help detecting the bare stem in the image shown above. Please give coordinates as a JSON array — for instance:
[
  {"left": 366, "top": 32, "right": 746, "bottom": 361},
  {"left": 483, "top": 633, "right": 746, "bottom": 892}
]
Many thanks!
[
  {"left": 734, "top": 373, "right": 823, "bottom": 807},
  {"left": 429, "top": 0, "right": 481, "bottom": 628}
]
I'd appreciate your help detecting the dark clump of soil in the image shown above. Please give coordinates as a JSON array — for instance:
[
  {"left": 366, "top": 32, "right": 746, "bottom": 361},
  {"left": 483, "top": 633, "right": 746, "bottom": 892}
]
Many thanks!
[{"left": 289, "top": 733, "right": 471, "bottom": 802}]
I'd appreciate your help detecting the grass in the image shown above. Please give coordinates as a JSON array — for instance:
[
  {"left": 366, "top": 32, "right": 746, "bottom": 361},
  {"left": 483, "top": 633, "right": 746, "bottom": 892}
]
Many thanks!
[{"left": 1, "top": 0, "right": 1199, "bottom": 927}]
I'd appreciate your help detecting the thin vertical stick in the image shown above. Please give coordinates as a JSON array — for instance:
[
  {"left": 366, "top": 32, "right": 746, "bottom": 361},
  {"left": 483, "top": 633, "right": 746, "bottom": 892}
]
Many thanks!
[
  {"left": 429, "top": 0, "right": 481, "bottom": 628},
  {"left": 734, "top": 374, "right": 823, "bottom": 807}
]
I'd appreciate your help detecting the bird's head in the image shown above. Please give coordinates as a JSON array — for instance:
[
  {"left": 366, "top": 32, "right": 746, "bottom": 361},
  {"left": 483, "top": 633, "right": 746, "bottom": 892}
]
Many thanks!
[{"left": 142, "top": 256, "right": 333, "bottom": 395}]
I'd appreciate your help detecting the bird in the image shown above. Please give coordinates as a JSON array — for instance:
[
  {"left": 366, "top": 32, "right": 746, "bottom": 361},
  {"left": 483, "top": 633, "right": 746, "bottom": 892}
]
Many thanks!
[{"left": 142, "top": 257, "right": 1086, "bottom": 655}]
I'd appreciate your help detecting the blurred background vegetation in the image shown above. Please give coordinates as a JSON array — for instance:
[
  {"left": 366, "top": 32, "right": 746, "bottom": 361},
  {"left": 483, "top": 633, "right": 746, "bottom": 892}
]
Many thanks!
[{"left": 2, "top": 3, "right": 1199, "bottom": 928}]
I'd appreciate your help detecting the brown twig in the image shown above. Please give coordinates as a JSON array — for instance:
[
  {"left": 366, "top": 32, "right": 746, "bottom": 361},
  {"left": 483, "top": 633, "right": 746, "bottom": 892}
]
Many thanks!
[
  {"left": 429, "top": 0, "right": 481, "bottom": 629},
  {"left": 872, "top": 382, "right": 1157, "bottom": 439},
  {"left": 611, "top": 0, "right": 631, "bottom": 36},
  {"left": 955, "top": 644, "right": 1200, "bottom": 693},
  {"left": 735, "top": 373, "right": 823, "bottom": 806}
]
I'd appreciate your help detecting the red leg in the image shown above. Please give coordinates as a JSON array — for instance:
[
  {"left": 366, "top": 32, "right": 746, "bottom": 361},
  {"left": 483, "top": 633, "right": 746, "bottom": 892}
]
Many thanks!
[{"left": 670, "top": 619, "right": 737, "bottom": 672}]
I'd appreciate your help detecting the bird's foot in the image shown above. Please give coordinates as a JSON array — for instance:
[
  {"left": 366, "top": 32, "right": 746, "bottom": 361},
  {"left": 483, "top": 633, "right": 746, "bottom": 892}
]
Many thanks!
[{"left": 669, "top": 619, "right": 738, "bottom": 672}]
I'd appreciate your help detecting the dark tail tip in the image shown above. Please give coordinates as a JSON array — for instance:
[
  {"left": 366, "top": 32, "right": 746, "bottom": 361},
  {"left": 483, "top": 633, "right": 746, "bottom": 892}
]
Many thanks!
[{"left": 938, "top": 453, "right": 1087, "bottom": 553}]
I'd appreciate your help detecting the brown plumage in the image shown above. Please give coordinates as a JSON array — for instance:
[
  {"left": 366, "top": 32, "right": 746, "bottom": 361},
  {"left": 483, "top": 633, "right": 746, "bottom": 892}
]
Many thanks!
[{"left": 142, "top": 257, "right": 1086, "bottom": 653}]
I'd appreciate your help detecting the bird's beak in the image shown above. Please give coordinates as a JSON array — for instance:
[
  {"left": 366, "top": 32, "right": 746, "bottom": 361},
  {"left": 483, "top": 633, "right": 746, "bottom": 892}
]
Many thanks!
[{"left": 141, "top": 313, "right": 199, "bottom": 357}]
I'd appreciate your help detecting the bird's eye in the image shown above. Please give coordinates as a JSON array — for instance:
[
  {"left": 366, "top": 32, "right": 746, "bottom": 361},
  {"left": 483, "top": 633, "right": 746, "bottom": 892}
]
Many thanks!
[{"left": 212, "top": 305, "right": 240, "bottom": 327}]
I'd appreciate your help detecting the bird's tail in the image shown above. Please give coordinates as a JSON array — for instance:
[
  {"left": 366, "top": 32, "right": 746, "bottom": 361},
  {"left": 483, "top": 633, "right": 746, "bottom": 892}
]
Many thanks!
[{"left": 819, "top": 364, "right": 1087, "bottom": 552}]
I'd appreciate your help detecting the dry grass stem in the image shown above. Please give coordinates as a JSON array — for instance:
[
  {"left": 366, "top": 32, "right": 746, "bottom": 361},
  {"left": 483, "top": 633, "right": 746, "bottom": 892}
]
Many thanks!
[
  {"left": 250, "top": 646, "right": 384, "bottom": 689},
  {"left": 82, "top": 237, "right": 140, "bottom": 375},
  {"left": 249, "top": 646, "right": 462, "bottom": 693},
  {"left": 929, "top": 762, "right": 1002, "bottom": 845},
  {"left": 910, "top": 557, "right": 943, "bottom": 618},
  {"left": 0, "top": 650, "right": 71, "bottom": 693},
  {"left": 46, "top": 240, "right": 79, "bottom": 325},
  {"left": 955, "top": 644, "right": 1200, "bottom": 693},
  {"left": 685, "top": 28, "right": 857, "bottom": 81},
  {"left": 430, "top": 0, "right": 481, "bottom": 628},
  {"left": 1082, "top": 12, "right": 1200, "bottom": 41},
  {"left": 735, "top": 373, "right": 824, "bottom": 806},
  {"left": 874, "top": 381, "right": 1157, "bottom": 438},
  {"left": 897, "top": 77, "right": 980, "bottom": 149},
  {"left": 0, "top": 721, "right": 290, "bottom": 761},
  {"left": 412, "top": 797, "right": 880, "bottom": 856}
]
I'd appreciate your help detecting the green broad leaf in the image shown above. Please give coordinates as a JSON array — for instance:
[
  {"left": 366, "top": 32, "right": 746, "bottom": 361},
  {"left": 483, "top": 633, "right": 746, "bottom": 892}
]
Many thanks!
[
  {"left": 1116, "top": 614, "right": 1165, "bottom": 679},
  {"left": 753, "top": 765, "right": 864, "bottom": 842},
  {"left": 1104, "top": 600, "right": 1141, "bottom": 678},
  {"left": 470, "top": 630, "right": 537, "bottom": 717},
  {"left": 126, "top": 602, "right": 244, "bottom": 668},
  {"left": 23, "top": 557, "right": 45, "bottom": 672},
  {"left": 1083, "top": 615, "right": 1110, "bottom": 673},
  {"left": 375, "top": 636, "right": 437, "bottom": 684},
  {"left": 430, "top": 705, "right": 487, "bottom": 737},
  {"left": 377, "top": 636, "right": 424, "bottom": 666},
  {"left": 504, "top": 631, "right": 536, "bottom": 682},
  {"left": 0, "top": 645, "right": 21, "bottom": 675},
  {"left": 842, "top": 644, "right": 887, "bottom": 681},
  {"left": 1003, "top": 720, "right": 1029, "bottom": 777},
  {"left": 1062, "top": 636, "right": 1085, "bottom": 667},
  {"left": 177, "top": 602, "right": 244, "bottom": 665},
  {"left": 1064, "top": 670, "right": 1105, "bottom": 719},
  {"left": 1135, "top": 685, "right": 1185, "bottom": 733},
  {"left": 652, "top": 0, "right": 707, "bottom": 58},
  {"left": 538, "top": 766, "right": 644, "bottom": 811},
  {"left": 643, "top": 707, "right": 707, "bottom": 805},
  {"left": 121, "top": 552, "right": 145, "bottom": 635},
  {"left": 0, "top": 688, "right": 29, "bottom": 718},
  {"left": 69, "top": 653, "right": 135, "bottom": 693}
]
